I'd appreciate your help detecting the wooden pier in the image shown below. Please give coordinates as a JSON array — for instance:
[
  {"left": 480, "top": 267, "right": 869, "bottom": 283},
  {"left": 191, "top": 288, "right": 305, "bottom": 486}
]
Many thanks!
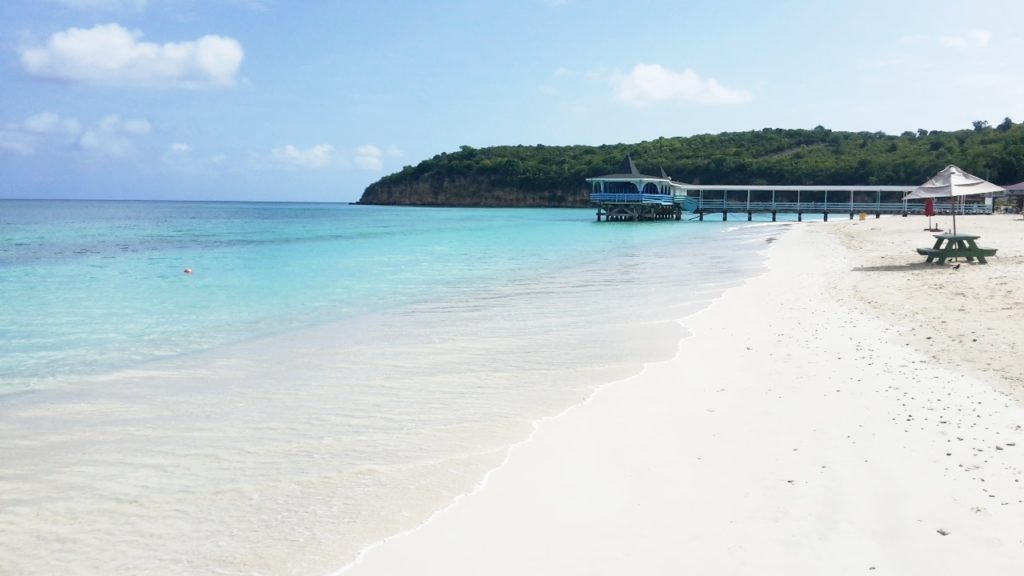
[{"left": 588, "top": 156, "right": 994, "bottom": 222}]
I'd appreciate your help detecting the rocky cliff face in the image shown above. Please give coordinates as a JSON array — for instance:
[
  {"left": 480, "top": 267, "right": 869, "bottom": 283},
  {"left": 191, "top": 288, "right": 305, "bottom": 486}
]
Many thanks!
[{"left": 358, "top": 176, "right": 589, "bottom": 207}]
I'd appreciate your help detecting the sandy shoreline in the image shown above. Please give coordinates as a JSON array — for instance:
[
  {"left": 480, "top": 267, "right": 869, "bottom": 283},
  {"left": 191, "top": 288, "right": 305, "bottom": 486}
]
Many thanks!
[{"left": 340, "top": 214, "right": 1024, "bottom": 575}]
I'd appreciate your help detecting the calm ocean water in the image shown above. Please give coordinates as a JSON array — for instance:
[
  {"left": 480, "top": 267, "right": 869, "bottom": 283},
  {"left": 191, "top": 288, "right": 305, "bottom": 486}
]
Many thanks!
[{"left": 0, "top": 200, "right": 778, "bottom": 574}]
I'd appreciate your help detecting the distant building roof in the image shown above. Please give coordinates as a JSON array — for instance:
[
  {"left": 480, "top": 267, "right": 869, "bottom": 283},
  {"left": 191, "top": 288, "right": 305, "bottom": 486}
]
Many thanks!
[
  {"left": 619, "top": 154, "right": 639, "bottom": 175},
  {"left": 591, "top": 154, "right": 668, "bottom": 180}
]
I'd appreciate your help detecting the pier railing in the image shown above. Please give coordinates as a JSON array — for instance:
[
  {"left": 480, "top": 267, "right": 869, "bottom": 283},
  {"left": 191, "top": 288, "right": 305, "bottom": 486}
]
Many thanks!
[
  {"left": 589, "top": 192, "right": 675, "bottom": 206},
  {"left": 590, "top": 192, "right": 992, "bottom": 213},
  {"left": 685, "top": 200, "right": 992, "bottom": 215}
]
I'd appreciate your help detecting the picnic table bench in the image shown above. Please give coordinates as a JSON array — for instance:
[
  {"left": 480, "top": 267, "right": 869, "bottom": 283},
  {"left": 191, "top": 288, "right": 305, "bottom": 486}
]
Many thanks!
[{"left": 917, "top": 233, "right": 997, "bottom": 264}]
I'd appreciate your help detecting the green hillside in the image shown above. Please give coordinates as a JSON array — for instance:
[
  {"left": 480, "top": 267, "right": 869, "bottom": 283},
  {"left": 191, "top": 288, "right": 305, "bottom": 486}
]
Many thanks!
[{"left": 358, "top": 121, "right": 1024, "bottom": 207}]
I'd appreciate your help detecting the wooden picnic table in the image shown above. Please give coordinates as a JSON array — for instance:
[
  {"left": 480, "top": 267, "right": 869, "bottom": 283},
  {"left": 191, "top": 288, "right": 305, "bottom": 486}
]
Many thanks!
[{"left": 916, "top": 233, "right": 998, "bottom": 264}]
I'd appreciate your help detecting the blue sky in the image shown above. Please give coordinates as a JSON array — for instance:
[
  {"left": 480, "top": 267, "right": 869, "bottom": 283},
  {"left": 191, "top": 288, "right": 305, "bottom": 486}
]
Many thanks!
[{"left": 2, "top": 0, "right": 1023, "bottom": 202}]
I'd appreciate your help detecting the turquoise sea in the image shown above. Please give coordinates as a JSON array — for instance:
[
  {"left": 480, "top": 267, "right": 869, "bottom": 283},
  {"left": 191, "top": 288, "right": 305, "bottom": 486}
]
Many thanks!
[{"left": 0, "top": 200, "right": 778, "bottom": 574}]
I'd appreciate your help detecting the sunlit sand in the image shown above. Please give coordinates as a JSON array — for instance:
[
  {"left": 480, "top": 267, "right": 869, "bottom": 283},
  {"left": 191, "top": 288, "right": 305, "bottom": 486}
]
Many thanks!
[{"left": 342, "top": 214, "right": 1024, "bottom": 575}]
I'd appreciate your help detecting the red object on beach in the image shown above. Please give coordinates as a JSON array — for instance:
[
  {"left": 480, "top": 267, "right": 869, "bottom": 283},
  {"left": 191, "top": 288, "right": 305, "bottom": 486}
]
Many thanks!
[{"left": 924, "top": 198, "right": 935, "bottom": 217}]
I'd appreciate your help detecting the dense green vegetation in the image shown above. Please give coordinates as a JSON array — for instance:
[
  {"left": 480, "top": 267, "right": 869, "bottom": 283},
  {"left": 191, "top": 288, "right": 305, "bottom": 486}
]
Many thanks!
[{"left": 359, "top": 121, "right": 1024, "bottom": 206}]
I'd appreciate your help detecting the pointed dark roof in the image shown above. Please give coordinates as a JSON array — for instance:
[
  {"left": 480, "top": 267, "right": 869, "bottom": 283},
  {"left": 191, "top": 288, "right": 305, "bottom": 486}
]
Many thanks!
[
  {"left": 618, "top": 154, "right": 640, "bottom": 176},
  {"left": 590, "top": 154, "right": 669, "bottom": 180}
]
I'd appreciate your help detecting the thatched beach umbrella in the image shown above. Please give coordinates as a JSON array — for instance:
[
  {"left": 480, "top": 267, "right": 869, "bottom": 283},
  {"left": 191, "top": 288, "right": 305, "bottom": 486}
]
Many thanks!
[{"left": 904, "top": 165, "right": 1005, "bottom": 235}]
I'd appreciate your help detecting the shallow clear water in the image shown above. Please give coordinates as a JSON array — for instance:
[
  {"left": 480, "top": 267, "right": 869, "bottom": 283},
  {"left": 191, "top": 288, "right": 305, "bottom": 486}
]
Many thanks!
[{"left": 0, "top": 200, "right": 779, "bottom": 575}]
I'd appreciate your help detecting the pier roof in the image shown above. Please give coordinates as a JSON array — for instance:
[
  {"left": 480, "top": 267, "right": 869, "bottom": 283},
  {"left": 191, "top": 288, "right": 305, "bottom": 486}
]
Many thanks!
[
  {"left": 672, "top": 184, "right": 915, "bottom": 192},
  {"left": 587, "top": 157, "right": 920, "bottom": 196},
  {"left": 589, "top": 154, "right": 671, "bottom": 181}
]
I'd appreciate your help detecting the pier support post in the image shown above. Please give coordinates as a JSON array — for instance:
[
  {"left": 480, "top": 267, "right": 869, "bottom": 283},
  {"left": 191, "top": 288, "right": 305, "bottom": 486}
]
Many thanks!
[
  {"left": 797, "top": 211, "right": 802, "bottom": 222},
  {"left": 823, "top": 211, "right": 828, "bottom": 222},
  {"left": 771, "top": 210, "right": 777, "bottom": 222},
  {"left": 849, "top": 212, "right": 854, "bottom": 220},
  {"left": 747, "top": 211, "right": 752, "bottom": 221},
  {"left": 876, "top": 213, "right": 880, "bottom": 219},
  {"left": 699, "top": 210, "right": 704, "bottom": 221},
  {"left": 723, "top": 210, "right": 728, "bottom": 221}
]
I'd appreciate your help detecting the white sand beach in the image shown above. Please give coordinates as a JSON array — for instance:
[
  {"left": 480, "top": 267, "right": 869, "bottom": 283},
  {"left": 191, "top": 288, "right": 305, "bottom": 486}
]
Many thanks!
[{"left": 340, "top": 214, "right": 1024, "bottom": 575}]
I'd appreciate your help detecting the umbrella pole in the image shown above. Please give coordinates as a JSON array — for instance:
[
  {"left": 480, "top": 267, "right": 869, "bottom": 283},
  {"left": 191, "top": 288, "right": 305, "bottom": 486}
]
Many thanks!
[{"left": 952, "top": 195, "right": 957, "bottom": 236}]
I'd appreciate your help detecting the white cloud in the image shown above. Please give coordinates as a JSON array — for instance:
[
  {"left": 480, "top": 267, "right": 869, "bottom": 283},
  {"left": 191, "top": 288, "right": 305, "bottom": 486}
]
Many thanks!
[
  {"left": 23, "top": 112, "right": 81, "bottom": 136},
  {"left": 0, "top": 112, "right": 150, "bottom": 157},
  {"left": 21, "top": 23, "right": 244, "bottom": 88},
  {"left": 0, "top": 131, "right": 37, "bottom": 155},
  {"left": 162, "top": 145, "right": 229, "bottom": 175},
  {"left": 611, "top": 63, "right": 751, "bottom": 107},
  {"left": 940, "top": 29, "right": 992, "bottom": 49},
  {"left": 57, "top": 0, "right": 147, "bottom": 11},
  {"left": 78, "top": 114, "right": 152, "bottom": 157},
  {"left": 227, "top": 0, "right": 268, "bottom": 11},
  {"left": 353, "top": 144, "right": 384, "bottom": 170},
  {"left": 265, "top": 143, "right": 400, "bottom": 171},
  {"left": 351, "top": 144, "right": 402, "bottom": 170},
  {"left": 0, "top": 112, "right": 82, "bottom": 155},
  {"left": 272, "top": 144, "right": 334, "bottom": 168}
]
